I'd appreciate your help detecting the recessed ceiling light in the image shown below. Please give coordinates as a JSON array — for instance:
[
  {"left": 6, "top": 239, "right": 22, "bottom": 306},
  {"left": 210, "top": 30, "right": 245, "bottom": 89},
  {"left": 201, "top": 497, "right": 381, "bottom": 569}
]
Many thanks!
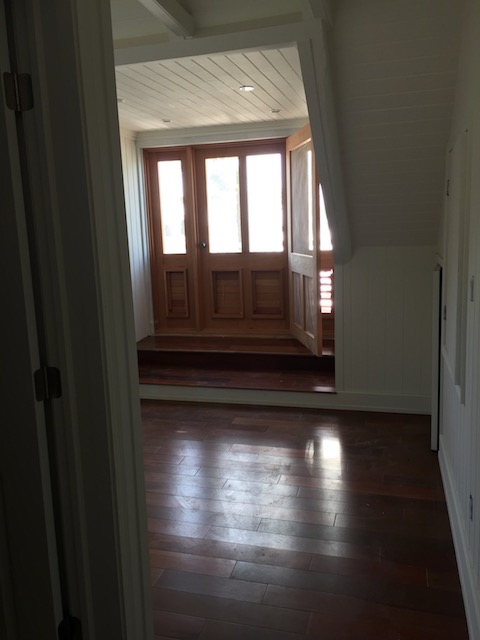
[
  {"left": 239, "top": 85, "right": 254, "bottom": 92},
  {"left": 117, "top": 98, "right": 125, "bottom": 103},
  {"left": 270, "top": 108, "right": 281, "bottom": 114},
  {"left": 161, "top": 119, "right": 172, "bottom": 123}
]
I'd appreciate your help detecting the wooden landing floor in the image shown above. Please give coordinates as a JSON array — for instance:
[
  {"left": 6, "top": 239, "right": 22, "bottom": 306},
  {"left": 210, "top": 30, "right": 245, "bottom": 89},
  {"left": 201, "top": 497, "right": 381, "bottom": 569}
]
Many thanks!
[
  {"left": 137, "top": 336, "right": 336, "bottom": 394},
  {"left": 142, "top": 401, "right": 468, "bottom": 640},
  {"left": 138, "top": 335, "right": 315, "bottom": 355}
]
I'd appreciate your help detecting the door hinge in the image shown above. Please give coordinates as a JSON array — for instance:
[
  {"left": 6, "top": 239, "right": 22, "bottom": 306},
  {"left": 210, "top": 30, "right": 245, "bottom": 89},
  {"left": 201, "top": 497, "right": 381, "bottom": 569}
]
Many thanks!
[
  {"left": 446, "top": 179, "right": 450, "bottom": 197},
  {"left": 34, "top": 366, "right": 62, "bottom": 402},
  {"left": 470, "top": 275, "right": 475, "bottom": 302},
  {"left": 3, "top": 71, "right": 33, "bottom": 112}
]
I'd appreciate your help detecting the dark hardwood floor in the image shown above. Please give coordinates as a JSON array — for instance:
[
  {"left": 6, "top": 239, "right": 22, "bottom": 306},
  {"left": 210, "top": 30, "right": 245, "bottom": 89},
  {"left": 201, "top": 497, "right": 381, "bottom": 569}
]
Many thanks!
[
  {"left": 137, "top": 336, "right": 336, "bottom": 393},
  {"left": 142, "top": 401, "right": 468, "bottom": 640}
]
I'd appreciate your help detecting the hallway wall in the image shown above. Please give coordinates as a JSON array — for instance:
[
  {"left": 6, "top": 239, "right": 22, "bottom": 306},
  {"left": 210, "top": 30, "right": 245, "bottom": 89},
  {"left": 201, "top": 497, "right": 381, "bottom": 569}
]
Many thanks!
[
  {"left": 120, "top": 130, "right": 152, "bottom": 341},
  {"left": 438, "top": 0, "right": 480, "bottom": 636},
  {"left": 335, "top": 245, "right": 434, "bottom": 408}
]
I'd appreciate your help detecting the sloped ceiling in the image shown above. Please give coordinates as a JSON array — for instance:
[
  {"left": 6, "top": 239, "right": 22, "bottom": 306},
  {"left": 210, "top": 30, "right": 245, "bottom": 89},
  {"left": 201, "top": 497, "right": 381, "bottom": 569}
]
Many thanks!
[
  {"left": 110, "top": 0, "right": 465, "bottom": 250},
  {"left": 331, "top": 0, "right": 464, "bottom": 246}
]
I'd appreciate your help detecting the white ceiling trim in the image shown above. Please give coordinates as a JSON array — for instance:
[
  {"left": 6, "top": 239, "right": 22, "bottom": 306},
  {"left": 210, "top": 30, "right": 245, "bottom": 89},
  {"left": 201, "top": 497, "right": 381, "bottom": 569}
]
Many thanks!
[
  {"left": 114, "top": 19, "right": 305, "bottom": 66},
  {"left": 135, "top": 117, "right": 309, "bottom": 148},
  {"left": 136, "top": 0, "right": 195, "bottom": 37}
]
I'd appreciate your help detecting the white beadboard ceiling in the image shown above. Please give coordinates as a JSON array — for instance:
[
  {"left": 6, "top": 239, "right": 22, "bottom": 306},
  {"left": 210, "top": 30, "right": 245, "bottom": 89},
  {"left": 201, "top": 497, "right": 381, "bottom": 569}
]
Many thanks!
[
  {"left": 115, "top": 47, "right": 308, "bottom": 132},
  {"left": 110, "top": 0, "right": 465, "bottom": 248}
]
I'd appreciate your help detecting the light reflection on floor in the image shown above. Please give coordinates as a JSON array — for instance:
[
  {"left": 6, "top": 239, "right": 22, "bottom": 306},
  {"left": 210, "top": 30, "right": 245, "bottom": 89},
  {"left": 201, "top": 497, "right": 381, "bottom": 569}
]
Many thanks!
[{"left": 304, "top": 435, "right": 343, "bottom": 473}]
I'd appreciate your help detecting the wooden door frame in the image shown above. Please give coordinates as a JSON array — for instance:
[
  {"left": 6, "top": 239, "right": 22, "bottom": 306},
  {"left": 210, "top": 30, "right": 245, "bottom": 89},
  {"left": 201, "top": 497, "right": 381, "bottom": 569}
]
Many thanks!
[{"left": 145, "top": 139, "right": 290, "bottom": 336}]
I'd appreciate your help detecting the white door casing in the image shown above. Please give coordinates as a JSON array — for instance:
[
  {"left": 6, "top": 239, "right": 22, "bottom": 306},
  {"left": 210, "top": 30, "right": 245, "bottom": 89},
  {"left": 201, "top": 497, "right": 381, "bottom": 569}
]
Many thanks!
[
  {"left": 1, "top": 0, "right": 153, "bottom": 637},
  {"left": 0, "top": 1, "right": 62, "bottom": 635}
]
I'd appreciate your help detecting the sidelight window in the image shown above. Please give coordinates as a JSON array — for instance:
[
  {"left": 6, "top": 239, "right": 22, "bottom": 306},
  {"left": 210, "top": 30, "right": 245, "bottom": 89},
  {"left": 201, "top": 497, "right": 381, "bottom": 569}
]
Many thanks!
[
  {"left": 157, "top": 159, "right": 186, "bottom": 254},
  {"left": 246, "top": 153, "right": 283, "bottom": 252}
]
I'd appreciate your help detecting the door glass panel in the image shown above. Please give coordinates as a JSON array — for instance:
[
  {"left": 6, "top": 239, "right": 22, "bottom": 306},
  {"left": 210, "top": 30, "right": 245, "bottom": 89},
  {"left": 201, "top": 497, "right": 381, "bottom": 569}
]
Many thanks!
[
  {"left": 319, "top": 184, "right": 332, "bottom": 250},
  {"left": 157, "top": 160, "right": 186, "bottom": 254},
  {"left": 246, "top": 153, "right": 283, "bottom": 252},
  {"left": 205, "top": 157, "right": 241, "bottom": 253},
  {"left": 307, "top": 150, "right": 314, "bottom": 252},
  {"left": 291, "top": 143, "right": 314, "bottom": 256}
]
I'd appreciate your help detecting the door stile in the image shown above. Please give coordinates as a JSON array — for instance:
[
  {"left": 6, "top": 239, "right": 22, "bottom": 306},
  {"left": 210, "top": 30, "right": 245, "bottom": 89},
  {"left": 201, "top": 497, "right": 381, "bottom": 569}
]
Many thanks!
[{"left": 286, "top": 123, "right": 322, "bottom": 356}]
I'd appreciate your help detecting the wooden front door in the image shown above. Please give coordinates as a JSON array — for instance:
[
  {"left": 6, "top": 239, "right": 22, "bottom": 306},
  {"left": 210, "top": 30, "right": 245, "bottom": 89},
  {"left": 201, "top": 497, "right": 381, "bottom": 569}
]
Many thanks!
[
  {"left": 145, "top": 140, "right": 290, "bottom": 336},
  {"left": 195, "top": 142, "right": 288, "bottom": 335}
]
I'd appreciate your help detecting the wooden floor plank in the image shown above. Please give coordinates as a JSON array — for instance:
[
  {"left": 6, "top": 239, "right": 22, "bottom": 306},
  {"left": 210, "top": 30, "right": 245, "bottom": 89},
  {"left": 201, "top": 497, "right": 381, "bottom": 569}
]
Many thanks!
[
  {"left": 142, "top": 401, "right": 468, "bottom": 640},
  {"left": 152, "top": 587, "right": 310, "bottom": 634}
]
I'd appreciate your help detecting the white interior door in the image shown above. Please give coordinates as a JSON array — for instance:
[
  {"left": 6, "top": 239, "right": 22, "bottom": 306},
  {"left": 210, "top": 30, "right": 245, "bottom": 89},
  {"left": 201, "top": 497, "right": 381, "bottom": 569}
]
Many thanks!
[{"left": 0, "top": 3, "right": 62, "bottom": 635}]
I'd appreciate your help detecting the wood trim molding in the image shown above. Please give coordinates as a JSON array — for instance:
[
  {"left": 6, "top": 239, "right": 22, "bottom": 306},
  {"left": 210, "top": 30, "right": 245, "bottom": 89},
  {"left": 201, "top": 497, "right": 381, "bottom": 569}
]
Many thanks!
[
  {"left": 136, "top": 118, "right": 309, "bottom": 149},
  {"left": 139, "top": 384, "right": 432, "bottom": 414}
]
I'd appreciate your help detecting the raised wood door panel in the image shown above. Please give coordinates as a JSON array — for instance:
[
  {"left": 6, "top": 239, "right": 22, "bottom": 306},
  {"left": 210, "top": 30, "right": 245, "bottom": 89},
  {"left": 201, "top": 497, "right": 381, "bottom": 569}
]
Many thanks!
[
  {"left": 199, "top": 254, "right": 288, "bottom": 334},
  {"left": 287, "top": 124, "right": 322, "bottom": 355},
  {"left": 144, "top": 148, "right": 199, "bottom": 332}
]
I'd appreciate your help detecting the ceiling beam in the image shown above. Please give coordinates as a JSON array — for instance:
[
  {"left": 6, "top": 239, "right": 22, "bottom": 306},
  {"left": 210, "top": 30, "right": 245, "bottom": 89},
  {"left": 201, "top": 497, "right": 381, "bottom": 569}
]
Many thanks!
[
  {"left": 301, "top": 0, "right": 333, "bottom": 26},
  {"left": 137, "top": 0, "right": 195, "bottom": 37}
]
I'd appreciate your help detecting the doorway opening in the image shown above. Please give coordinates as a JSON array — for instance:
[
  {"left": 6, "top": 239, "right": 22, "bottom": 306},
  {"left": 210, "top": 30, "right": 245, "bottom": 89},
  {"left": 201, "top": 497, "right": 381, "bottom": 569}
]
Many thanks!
[{"left": 138, "top": 127, "right": 335, "bottom": 393}]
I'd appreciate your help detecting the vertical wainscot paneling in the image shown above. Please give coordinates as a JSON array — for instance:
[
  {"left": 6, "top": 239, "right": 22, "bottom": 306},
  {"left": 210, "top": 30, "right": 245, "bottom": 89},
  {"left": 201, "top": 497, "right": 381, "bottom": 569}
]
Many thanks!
[
  {"left": 438, "top": 1, "right": 480, "bottom": 637},
  {"left": 120, "top": 131, "right": 152, "bottom": 341},
  {"left": 337, "top": 245, "right": 434, "bottom": 402}
]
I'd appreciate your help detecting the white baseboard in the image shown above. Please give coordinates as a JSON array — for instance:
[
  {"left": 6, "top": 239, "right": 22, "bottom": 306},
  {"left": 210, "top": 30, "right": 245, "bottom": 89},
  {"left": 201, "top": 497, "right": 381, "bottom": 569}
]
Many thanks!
[
  {"left": 439, "top": 440, "right": 479, "bottom": 640},
  {"left": 139, "top": 384, "right": 431, "bottom": 414}
]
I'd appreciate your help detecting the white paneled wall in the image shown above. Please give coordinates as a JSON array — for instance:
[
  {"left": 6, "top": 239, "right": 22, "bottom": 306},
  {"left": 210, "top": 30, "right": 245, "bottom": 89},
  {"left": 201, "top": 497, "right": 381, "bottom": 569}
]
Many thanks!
[
  {"left": 126, "top": 135, "right": 436, "bottom": 411},
  {"left": 336, "top": 246, "right": 434, "bottom": 403},
  {"left": 438, "top": 1, "right": 480, "bottom": 638},
  {"left": 120, "top": 131, "right": 152, "bottom": 341}
]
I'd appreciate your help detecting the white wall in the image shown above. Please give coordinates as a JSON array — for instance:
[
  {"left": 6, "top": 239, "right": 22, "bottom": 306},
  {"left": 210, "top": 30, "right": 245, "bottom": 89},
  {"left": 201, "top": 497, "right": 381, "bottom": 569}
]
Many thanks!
[
  {"left": 438, "top": 1, "right": 480, "bottom": 637},
  {"left": 120, "top": 130, "right": 152, "bottom": 341},
  {"left": 127, "top": 134, "right": 435, "bottom": 413},
  {"left": 335, "top": 245, "right": 434, "bottom": 411}
]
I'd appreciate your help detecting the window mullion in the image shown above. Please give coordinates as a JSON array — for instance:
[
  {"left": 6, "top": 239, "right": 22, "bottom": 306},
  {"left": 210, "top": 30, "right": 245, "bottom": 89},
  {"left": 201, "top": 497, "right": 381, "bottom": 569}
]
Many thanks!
[{"left": 238, "top": 154, "right": 249, "bottom": 254}]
